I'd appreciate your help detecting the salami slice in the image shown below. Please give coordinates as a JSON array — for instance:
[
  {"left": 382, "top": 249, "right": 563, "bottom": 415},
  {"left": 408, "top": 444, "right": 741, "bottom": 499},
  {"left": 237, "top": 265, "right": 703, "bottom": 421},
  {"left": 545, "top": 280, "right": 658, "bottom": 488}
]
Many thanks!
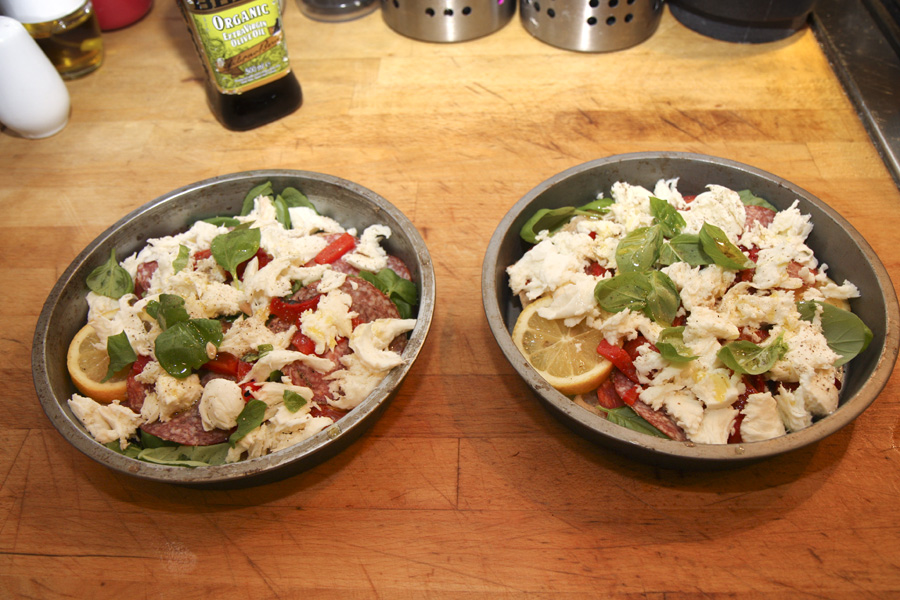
[
  {"left": 744, "top": 205, "right": 776, "bottom": 230},
  {"left": 141, "top": 403, "right": 232, "bottom": 446},
  {"left": 631, "top": 399, "right": 688, "bottom": 441}
]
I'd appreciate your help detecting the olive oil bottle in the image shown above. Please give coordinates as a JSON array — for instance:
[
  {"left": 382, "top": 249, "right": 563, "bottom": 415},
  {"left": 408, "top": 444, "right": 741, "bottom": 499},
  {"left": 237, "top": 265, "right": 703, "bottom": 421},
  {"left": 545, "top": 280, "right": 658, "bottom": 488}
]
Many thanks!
[{"left": 177, "top": 0, "right": 302, "bottom": 131}]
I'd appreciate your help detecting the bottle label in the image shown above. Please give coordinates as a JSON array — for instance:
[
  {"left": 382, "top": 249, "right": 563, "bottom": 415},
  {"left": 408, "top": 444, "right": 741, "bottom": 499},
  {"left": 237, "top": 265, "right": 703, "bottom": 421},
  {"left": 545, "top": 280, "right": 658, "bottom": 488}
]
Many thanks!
[{"left": 183, "top": 0, "right": 290, "bottom": 94}]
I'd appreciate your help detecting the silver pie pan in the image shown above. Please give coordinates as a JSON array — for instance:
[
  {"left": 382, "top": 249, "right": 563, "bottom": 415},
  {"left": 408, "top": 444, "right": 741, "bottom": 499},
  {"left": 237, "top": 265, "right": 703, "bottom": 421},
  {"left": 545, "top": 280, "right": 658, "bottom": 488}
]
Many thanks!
[
  {"left": 482, "top": 152, "right": 899, "bottom": 469},
  {"left": 32, "top": 170, "right": 435, "bottom": 488}
]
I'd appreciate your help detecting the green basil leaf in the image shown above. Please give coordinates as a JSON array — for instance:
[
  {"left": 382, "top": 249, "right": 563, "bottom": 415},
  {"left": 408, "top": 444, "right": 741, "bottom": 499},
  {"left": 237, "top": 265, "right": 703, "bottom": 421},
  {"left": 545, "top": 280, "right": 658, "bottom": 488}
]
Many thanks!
[
  {"left": 615, "top": 225, "right": 663, "bottom": 273},
  {"left": 151, "top": 293, "right": 190, "bottom": 331},
  {"left": 650, "top": 196, "right": 685, "bottom": 238},
  {"left": 273, "top": 195, "right": 292, "bottom": 229},
  {"left": 718, "top": 334, "right": 788, "bottom": 375},
  {"left": 280, "top": 186, "right": 316, "bottom": 211},
  {"left": 86, "top": 249, "right": 134, "bottom": 299},
  {"left": 576, "top": 197, "right": 614, "bottom": 214},
  {"left": 137, "top": 444, "right": 229, "bottom": 468},
  {"left": 284, "top": 390, "right": 308, "bottom": 413},
  {"left": 659, "top": 233, "right": 716, "bottom": 266},
  {"left": 102, "top": 331, "right": 137, "bottom": 382},
  {"left": 738, "top": 189, "right": 778, "bottom": 211},
  {"left": 210, "top": 227, "right": 261, "bottom": 281},
  {"left": 656, "top": 326, "right": 698, "bottom": 363},
  {"left": 699, "top": 223, "right": 755, "bottom": 271},
  {"left": 202, "top": 216, "right": 242, "bottom": 228},
  {"left": 597, "top": 406, "right": 668, "bottom": 438},
  {"left": 173, "top": 244, "right": 190, "bottom": 274},
  {"left": 242, "top": 343, "right": 274, "bottom": 363},
  {"left": 797, "top": 300, "right": 873, "bottom": 366},
  {"left": 359, "top": 268, "right": 419, "bottom": 319},
  {"left": 644, "top": 270, "right": 681, "bottom": 325},
  {"left": 594, "top": 271, "right": 653, "bottom": 314},
  {"left": 154, "top": 319, "right": 222, "bottom": 378},
  {"left": 229, "top": 399, "right": 267, "bottom": 447},
  {"left": 519, "top": 207, "right": 578, "bottom": 244},
  {"left": 241, "top": 181, "right": 273, "bottom": 216}
]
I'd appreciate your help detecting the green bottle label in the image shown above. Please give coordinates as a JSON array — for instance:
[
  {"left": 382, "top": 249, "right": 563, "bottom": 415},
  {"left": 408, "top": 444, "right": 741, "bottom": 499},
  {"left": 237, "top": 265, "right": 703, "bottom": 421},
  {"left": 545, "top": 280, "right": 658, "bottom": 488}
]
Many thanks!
[{"left": 185, "top": 0, "right": 290, "bottom": 94}]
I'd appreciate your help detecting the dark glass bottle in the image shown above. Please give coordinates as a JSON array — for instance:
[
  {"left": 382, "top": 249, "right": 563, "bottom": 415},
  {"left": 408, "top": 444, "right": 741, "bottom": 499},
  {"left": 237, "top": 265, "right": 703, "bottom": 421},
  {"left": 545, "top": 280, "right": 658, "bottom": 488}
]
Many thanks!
[{"left": 177, "top": 0, "right": 302, "bottom": 131}]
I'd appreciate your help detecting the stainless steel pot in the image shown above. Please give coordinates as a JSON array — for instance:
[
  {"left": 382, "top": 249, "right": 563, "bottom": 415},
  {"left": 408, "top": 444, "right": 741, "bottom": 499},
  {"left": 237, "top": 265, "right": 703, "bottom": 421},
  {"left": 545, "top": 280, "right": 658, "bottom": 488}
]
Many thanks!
[
  {"left": 520, "top": 0, "right": 663, "bottom": 52},
  {"left": 381, "top": 0, "right": 516, "bottom": 42}
]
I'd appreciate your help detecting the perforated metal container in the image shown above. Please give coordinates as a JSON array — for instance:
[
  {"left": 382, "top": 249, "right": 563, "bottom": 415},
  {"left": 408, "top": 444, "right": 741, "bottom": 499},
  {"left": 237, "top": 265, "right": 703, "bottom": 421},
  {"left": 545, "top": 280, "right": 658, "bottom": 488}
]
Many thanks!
[
  {"left": 520, "top": 0, "right": 663, "bottom": 52},
  {"left": 381, "top": 0, "right": 516, "bottom": 42}
]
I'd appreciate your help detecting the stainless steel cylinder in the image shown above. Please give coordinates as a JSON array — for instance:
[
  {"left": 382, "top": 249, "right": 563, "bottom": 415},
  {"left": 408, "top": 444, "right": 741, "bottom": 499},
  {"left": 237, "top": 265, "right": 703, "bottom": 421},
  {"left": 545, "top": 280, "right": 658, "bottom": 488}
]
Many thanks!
[
  {"left": 521, "top": 0, "right": 663, "bottom": 52},
  {"left": 381, "top": 0, "right": 516, "bottom": 42}
]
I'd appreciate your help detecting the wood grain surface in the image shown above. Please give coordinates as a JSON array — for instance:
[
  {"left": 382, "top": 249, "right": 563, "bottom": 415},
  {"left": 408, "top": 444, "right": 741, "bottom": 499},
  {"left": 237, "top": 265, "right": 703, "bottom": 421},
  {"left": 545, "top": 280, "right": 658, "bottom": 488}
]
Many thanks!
[{"left": 2, "top": 2, "right": 899, "bottom": 598}]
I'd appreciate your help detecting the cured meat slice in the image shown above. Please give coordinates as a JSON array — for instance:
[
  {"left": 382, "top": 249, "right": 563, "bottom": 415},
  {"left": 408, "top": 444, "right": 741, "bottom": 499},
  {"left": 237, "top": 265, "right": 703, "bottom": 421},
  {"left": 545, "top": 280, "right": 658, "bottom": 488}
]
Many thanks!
[
  {"left": 631, "top": 400, "right": 688, "bottom": 441},
  {"left": 140, "top": 403, "right": 232, "bottom": 446},
  {"left": 743, "top": 205, "right": 776, "bottom": 230}
]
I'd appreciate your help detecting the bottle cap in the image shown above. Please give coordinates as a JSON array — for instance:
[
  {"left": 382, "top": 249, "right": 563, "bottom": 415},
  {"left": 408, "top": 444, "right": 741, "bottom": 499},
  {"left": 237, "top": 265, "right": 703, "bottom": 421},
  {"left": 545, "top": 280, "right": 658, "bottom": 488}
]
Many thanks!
[{"left": 0, "top": 0, "right": 86, "bottom": 24}]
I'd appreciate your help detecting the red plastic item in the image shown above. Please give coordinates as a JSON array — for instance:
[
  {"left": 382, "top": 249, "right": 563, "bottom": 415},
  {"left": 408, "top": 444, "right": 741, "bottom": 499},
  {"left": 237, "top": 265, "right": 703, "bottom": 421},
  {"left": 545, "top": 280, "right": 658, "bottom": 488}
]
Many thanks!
[{"left": 92, "top": 0, "right": 153, "bottom": 31}]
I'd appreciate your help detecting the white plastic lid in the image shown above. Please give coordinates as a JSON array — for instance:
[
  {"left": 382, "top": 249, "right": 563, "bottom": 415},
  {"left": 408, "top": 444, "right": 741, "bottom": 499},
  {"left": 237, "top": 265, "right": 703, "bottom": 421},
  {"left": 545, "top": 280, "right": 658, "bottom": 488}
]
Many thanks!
[{"left": 0, "top": 0, "right": 86, "bottom": 23}]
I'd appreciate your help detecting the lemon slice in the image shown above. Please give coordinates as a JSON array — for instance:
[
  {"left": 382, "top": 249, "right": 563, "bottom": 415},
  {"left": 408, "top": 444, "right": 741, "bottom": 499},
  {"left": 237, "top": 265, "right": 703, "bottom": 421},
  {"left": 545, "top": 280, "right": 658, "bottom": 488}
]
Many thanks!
[
  {"left": 512, "top": 296, "right": 613, "bottom": 396},
  {"left": 66, "top": 324, "right": 129, "bottom": 403}
]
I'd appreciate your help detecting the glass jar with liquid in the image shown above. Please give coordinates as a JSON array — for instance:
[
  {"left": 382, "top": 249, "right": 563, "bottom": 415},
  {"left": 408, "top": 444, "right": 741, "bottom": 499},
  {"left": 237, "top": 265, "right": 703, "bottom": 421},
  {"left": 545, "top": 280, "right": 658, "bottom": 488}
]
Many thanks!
[{"left": 0, "top": 0, "right": 104, "bottom": 79}]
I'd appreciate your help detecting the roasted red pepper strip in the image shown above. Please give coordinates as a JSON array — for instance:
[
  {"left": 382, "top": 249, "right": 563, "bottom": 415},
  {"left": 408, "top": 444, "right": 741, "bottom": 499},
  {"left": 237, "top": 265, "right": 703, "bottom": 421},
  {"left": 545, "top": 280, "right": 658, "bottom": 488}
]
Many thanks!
[
  {"left": 597, "top": 339, "right": 639, "bottom": 384},
  {"left": 270, "top": 295, "right": 320, "bottom": 324},
  {"left": 202, "top": 352, "right": 253, "bottom": 379},
  {"left": 290, "top": 330, "right": 317, "bottom": 354},
  {"left": 314, "top": 232, "right": 356, "bottom": 264}
]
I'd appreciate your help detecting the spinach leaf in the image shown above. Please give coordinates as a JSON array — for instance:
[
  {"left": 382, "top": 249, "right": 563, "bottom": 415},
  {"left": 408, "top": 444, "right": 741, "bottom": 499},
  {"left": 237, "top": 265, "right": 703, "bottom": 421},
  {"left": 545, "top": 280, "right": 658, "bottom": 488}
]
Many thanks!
[
  {"left": 597, "top": 406, "right": 668, "bottom": 438},
  {"left": 141, "top": 430, "right": 178, "bottom": 448},
  {"left": 284, "top": 390, "right": 308, "bottom": 413},
  {"left": 210, "top": 227, "right": 261, "bottom": 281},
  {"left": 273, "top": 195, "right": 292, "bottom": 229},
  {"left": 360, "top": 268, "right": 419, "bottom": 319},
  {"left": 797, "top": 300, "right": 873, "bottom": 366},
  {"left": 738, "top": 189, "right": 778, "bottom": 211},
  {"left": 659, "top": 233, "right": 716, "bottom": 266},
  {"left": 699, "top": 223, "right": 755, "bottom": 271},
  {"left": 86, "top": 249, "right": 134, "bottom": 299},
  {"left": 241, "top": 181, "right": 274, "bottom": 215},
  {"left": 650, "top": 196, "right": 685, "bottom": 238},
  {"left": 718, "top": 334, "right": 788, "bottom": 375},
  {"left": 229, "top": 399, "right": 267, "bottom": 447},
  {"left": 172, "top": 245, "right": 190, "bottom": 274},
  {"left": 615, "top": 225, "right": 663, "bottom": 273},
  {"left": 103, "top": 331, "right": 137, "bottom": 382},
  {"left": 103, "top": 440, "right": 141, "bottom": 459},
  {"left": 137, "top": 444, "right": 229, "bottom": 467},
  {"left": 154, "top": 319, "right": 222, "bottom": 378},
  {"left": 656, "top": 326, "right": 698, "bottom": 363}
]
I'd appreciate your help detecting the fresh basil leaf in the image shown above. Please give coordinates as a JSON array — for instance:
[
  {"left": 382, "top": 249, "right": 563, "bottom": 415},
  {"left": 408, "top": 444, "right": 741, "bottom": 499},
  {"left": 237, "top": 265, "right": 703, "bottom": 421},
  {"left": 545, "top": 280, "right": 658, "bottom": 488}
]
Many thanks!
[
  {"left": 229, "top": 399, "right": 267, "bottom": 447},
  {"left": 519, "top": 207, "right": 578, "bottom": 244},
  {"left": 615, "top": 225, "right": 663, "bottom": 273},
  {"left": 241, "top": 181, "right": 273, "bottom": 216},
  {"left": 718, "top": 334, "right": 788, "bottom": 375},
  {"left": 699, "top": 223, "right": 755, "bottom": 271},
  {"left": 172, "top": 245, "right": 190, "bottom": 274},
  {"left": 284, "top": 390, "right": 308, "bottom": 413},
  {"left": 86, "top": 249, "right": 134, "bottom": 299},
  {"left": 656, "top": 326, "right": 698, "bottom": 363},
  {"left": 650, "top": 196, "right": 686, "bottom": 238},
  {"left": 597, "top": 406, "right": 668, "bottom": 438},
  {"left": 151, "top": 293, "right": 190, "bottom": 331},
  {"left": 359, "top": 268, "right": 419, "bottom": 319},
  {"left": 210, "top": 227, "right": 261, "bottom": 281},
  {"left": 242, "top": 344, "right": 274, "bottom": 363},
  {"left": 102, "top": 331, "right": 137, "bottom": 382},
  {"left": 660, "top": 233, "right": 716, "bottom": 266},
  {"left": 154, "top": 319, "right": 222, "bottom": 378},
  {"left": 645, "top": 270, "right": 681, "bottom": 325},
  {"left": 280, "top": 187, "right": 316, "bottom": 212},
  {"left": 738, "top": 189, "right": 778, "bottom": 211},
  {"left": 797, "top": 300, "right": 873, "bottom": 366},
  {"left": 594, "top": 271, "right": 653, "bottom": 314},
  {"left": 202, "top": 216, "right": 242, "bottom": 228},
  {"left": 273, "top": 195, "right": 292, "bottom": 229}
]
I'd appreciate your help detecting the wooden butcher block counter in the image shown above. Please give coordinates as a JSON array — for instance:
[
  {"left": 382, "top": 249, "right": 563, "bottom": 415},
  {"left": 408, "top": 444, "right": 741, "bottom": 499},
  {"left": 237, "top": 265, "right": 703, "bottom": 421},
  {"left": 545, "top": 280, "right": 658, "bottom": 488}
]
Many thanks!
[{"left": 2, "top": 1, "right": 899, "bottom": 597}]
